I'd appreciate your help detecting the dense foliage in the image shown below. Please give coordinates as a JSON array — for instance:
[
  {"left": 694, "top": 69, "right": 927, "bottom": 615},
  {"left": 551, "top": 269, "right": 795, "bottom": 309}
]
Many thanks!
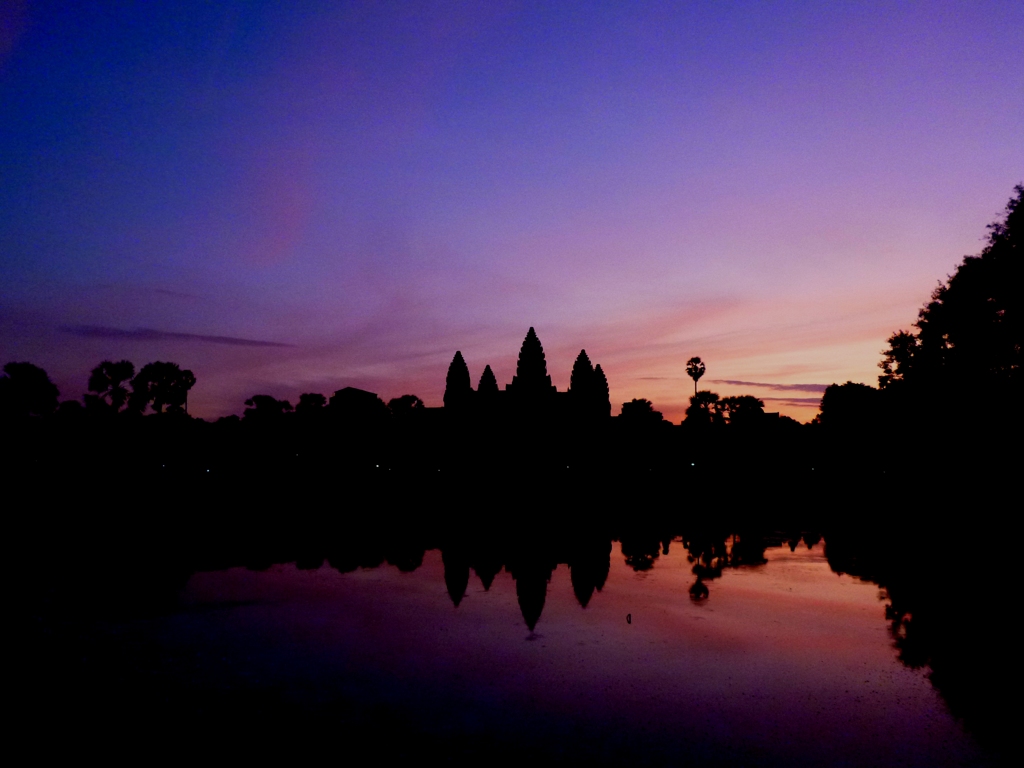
[{"left": 879, "top": 185, "right": 1021, "bottom": 398}]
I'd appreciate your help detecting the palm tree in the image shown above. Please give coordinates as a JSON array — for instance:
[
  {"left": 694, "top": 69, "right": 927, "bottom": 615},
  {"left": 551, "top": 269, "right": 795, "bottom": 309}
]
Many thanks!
[
  {"left": 87, "top": 360, "right": 135, "bottom": 412},
  {"left": 685, "top": 356, "right": 706, "bottom": 396}
]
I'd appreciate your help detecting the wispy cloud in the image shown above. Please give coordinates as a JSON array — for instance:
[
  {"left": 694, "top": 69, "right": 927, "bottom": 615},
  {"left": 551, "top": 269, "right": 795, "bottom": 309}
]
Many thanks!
[
  {"left": 711, "top": 379, "right": 828, "bottom": 393},
  {"left": 152, "top": 288, "right": 201, "bottom": 300},
  {"left": 760, "top": 396, "right": 823, "bottom": 405},
  {"left": 63, "top": 325, "right": 294, "bottom": 348}
]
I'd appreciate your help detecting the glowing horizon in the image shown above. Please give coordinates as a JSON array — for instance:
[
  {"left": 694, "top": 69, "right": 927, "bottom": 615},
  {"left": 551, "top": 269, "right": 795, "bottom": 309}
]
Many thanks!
[{"left": 2, "top": 2, "right": 1022, "bottom": 423}]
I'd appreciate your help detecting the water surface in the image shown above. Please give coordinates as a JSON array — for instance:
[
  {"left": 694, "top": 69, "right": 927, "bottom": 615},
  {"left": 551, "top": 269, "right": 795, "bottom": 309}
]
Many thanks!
[{"left": 132, "top": 537, "right": 992, "bottom": 765}]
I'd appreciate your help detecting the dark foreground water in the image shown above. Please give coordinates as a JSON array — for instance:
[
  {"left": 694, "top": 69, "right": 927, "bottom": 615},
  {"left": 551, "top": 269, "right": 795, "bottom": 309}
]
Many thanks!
[{"left": 41, "top": 530, "right": 1000, "bottom": 767}]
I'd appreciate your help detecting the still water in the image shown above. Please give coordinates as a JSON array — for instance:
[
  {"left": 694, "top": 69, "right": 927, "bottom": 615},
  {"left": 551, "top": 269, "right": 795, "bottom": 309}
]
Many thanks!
[{"left": 130, "top": 537, "right": 993, "bottom": 766}]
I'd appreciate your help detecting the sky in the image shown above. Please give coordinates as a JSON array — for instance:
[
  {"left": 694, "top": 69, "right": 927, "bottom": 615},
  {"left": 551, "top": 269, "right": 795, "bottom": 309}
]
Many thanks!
[{"left": 2, "top": 0, "right": 1022, "bottom": 422}]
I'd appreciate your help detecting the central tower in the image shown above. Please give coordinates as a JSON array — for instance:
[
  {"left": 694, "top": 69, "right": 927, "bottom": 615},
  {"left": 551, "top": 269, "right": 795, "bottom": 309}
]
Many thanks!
[{"left": 506, "top": 327, "right": 556, "bottom": 396}]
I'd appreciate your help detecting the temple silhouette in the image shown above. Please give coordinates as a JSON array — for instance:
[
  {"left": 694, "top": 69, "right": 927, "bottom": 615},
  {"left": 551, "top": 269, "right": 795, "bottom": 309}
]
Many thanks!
[{"left": 442, "top": 327, "right": 611, "bottom": 423}]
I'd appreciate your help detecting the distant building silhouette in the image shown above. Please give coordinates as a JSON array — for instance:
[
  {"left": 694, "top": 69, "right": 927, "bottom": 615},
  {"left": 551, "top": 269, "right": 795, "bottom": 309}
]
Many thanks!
[
  {"left": 478, "top": 365, "right": 498, "bottom": 396},
  {"left": 593, "top": 365, "right": 610, "bottom": 418},
  {"left": 443, "top": 351, "right": 473, "bottom": 410},
  {"left": 441, "top": 328, "right": 611, "bottom": 424},
  {"left": 506, "top": 327, "right": 556, "bottom": 398},
  {"left": 569, "top": 350, "right": 612, "bottom": 419}
]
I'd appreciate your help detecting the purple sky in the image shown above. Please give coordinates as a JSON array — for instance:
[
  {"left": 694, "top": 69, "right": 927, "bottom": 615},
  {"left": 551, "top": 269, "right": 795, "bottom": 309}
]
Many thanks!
[{"left": 2, "top": 1, "right": 1022, "bottom": 421}]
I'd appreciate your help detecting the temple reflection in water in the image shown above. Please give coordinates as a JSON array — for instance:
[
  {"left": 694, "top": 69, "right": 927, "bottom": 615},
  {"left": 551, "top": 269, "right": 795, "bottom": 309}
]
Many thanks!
[{"left": 21, "top": 494, "right": 1010, "bottom": 766}]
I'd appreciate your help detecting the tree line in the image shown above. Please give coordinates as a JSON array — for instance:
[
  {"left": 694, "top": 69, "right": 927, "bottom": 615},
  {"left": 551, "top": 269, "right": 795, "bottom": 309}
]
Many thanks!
[
  {"left": 3, "top": 184, "right": 1018, "bottom": 472},
  {"left": 0, "top": 359, "right": 196, "bottom": 419},
  {"left": 816, "top": 184, "right": 1021, "bottom": 436},
  {"left": 1, "top": 353, "right": 784, "bottom": 430}
]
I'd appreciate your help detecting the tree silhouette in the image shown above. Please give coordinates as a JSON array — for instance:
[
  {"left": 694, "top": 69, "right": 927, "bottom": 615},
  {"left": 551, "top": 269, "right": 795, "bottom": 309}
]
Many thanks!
[
  {"left": 878, "top": 184, "right": 1022, "bottom": 395},
  {"left": 621, "top": 534, "right": 661, "bottom": 571},
  {"left": 329, "top": 387, "right": 390, "bottom": 426},
  {"left": 295, "top": 392, "right": 327, "bottom": 415},
  {"left": 878, "top": 331, "right": 918, "bottom": 390},
  {"left": 685, "top": 390, "right": 723, "bottom": 425},
  {"left": 56, "top": 399, "right": 85, "bottom": 420},
  {"left": 86, "top": 360, "right": 135, "bottom": 413},
  {"left": 719, "top": 395, "right": 765, "bottom": 425},
  {"left": 817, "top": 382, "right": 879, "bottom": 430},
  {"left": 388, "top": 394, "right": 424, "bottom": 419},
  {"left": 0, "top": 362, "right": 59, "bottom": 418},
  {"left": 243, "top": 395, "right": 293, "bottom": 420},
  {"left": 129, "top": 362, "right": 196, "bottom": 414},
  {"left": 686, "top": 357, "right": 706, "bottom": 396},
  {"left": 620, "top": 398, "right": 664, "bottom": 425}
]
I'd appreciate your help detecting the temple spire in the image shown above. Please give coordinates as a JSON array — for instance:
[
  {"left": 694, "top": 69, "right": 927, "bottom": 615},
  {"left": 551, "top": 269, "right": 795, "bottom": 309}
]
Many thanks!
[
  {"left": 569, "top": 349, "right": 594, "bottom": 394},
  {"left": 593, "top": 364, "right": 611, "bottom": 417},
  {"left": 509, "top": 327, "right": 553, "bottom": 394},
  {"left": 478, "top": 364, "right": 498, "bottom": 395},
  {"left": 444, "top": 351, "right": 473, "bottom": 408}
]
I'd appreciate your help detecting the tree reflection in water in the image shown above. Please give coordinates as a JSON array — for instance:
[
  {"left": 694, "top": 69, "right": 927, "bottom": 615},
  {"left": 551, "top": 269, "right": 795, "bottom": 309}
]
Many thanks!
[
  {"left": 17, "top": 492, "right": 1010, "bottom": 763},
  {"left": 824, "top": 523, "right": 1009, "bottom": 758}
]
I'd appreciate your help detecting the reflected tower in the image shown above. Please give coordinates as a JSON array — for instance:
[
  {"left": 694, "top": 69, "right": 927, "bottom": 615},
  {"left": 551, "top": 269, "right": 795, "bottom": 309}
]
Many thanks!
[{"left": 442, "top": 546, "right": 470, "bottom": 607}]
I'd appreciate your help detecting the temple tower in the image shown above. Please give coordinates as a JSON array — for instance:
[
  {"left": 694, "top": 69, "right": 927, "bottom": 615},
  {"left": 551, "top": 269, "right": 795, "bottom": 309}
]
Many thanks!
[
  {"left": 478, "top": 365, "right": 499, "bottom": 396},
  {"left": 444, "top": 351, "right": 473, "bottom": 409},
  {"left": 506, "top": 327, "right": 556, "bottom": 396},
  {"left": 569, "top": 349, "right": 595, "bottom": 396},
  {"left": 593, "top": 364, "right": 611, "bottom": 418},
  {"left": 569, "top": 349, "right": 611, "bottom": 419}
]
